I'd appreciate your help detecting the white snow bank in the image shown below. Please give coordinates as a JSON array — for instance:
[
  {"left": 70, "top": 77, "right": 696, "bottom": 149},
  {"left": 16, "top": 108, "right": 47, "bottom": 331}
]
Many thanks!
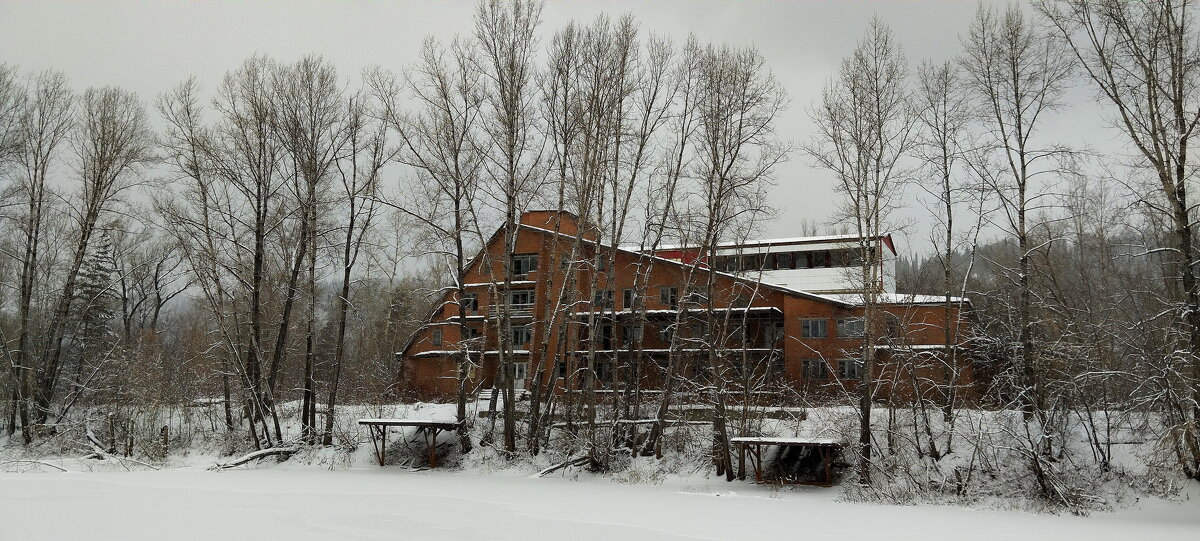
[{"left": 0, "top": 469, "right": 1196, "bottom": 541}]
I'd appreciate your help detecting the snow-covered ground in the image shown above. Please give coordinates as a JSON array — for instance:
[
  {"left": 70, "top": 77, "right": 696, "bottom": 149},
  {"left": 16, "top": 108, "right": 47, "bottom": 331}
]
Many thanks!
[
  {"left": 1, "top": 468, "right": 1196, "bottom": 541},
  {"left": 2, "top": 401, "right": 1197, "bottom": 539}
]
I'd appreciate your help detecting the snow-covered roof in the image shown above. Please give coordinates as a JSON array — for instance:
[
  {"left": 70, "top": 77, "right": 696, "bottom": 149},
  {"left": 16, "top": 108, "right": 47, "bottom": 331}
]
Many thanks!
[
  {"left": 812, "top": 293, "right": 971, "bottom": 306},
  {"left": 412, "top": 349, "right": 530, "bottom": 357},
  {"left": 571, "top": 307, "right": 783, "bottom": 316},
  {"left": 643, "top": 233, "right": 874, "bottom": 252},
  {"left": 356, "top": 418, "right": 459, "bottom": 426},
  {"left": 873, "top": 344, "right": 953, "bottom": 351},
  {"left": 461, "top": 280, "right": 537, "bottom": 287},
  {"left": 729, "top": 436, "right": 842, "bottom": 446}
]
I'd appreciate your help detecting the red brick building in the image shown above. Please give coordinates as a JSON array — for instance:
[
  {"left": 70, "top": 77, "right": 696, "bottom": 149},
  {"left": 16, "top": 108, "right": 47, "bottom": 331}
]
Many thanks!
[{"left": 398, "top": 211, "right": 972, "bottom": 402}]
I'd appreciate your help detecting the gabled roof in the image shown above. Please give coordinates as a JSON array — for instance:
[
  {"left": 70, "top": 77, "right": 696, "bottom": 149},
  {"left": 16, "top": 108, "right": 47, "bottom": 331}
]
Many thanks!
[{"left": 645, "top": 233, "right": 898, "bottom": 256}]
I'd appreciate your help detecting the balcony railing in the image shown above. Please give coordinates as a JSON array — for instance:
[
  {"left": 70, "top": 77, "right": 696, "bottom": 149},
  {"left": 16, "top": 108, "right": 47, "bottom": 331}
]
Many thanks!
[{"left": 489, "top": 303, "right": 535, "bottom": 319}]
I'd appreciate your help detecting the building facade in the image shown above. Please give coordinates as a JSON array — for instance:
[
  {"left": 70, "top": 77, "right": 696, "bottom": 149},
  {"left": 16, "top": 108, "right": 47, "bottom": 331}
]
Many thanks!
[{"left": 398, "top": 211, "right": 972, "bottom": 403}]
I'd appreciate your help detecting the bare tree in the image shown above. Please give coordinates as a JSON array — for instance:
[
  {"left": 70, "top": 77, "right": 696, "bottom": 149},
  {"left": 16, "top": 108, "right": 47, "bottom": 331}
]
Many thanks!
[
  {"left": 474, "top": 0, "right": 545, "bottom": 454},
  {"left": 0, "top": 64, "right": 21, "bottom": 168},
  {"left": 1038, "top": 0, "right": 1200, "bottom": 480},
  {"left": 270, "top": 55, "right": 348, "bottom": 442},
  {"left": 321, "top": 83, "right": 390, "bottom": 446},
  {"left": 34, "top": 85, "right": 152, "bottom": 424},
  {"left": 187, "top": 57, "right": 287, "bottom": 448},
  {"left": 806, "top": 17, "right": 914, "bottom": 484},
  {"left": 7, "top": 69, "right": 72, "bottom": 442},
  {"left": 638, "top": 36, "right": 701, "bottom": 458},
  {"left": 155, "top": 76, "right": 239, "bottom": 432},
  {"left": 960, "top": 3, "right": 1074, "bottom": 497},
  {"left": 687, "top": 41, "right": 788, "bottom": 481},
  {"left": 371, "top": 34, "right": 486, "bottom": 453},
  {"left": 913, "top": 59, "right": 974, "bottom": 455}
]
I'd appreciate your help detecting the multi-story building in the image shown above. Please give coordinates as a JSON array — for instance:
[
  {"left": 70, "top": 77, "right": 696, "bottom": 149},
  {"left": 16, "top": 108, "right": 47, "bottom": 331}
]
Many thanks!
[{"left": 397, "top": 210, "right": 972, "bottom": 402}]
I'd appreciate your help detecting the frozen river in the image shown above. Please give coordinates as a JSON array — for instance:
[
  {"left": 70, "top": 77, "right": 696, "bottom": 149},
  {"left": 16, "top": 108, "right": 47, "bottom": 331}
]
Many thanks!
[{"left": 1, "top": 468, "right": 1197, "bottom": 540}]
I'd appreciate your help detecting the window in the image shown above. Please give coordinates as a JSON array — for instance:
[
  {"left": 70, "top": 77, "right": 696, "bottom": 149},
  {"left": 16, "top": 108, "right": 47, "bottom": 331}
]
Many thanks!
[
  {"left": 837, "top": 318, "right": 866, "bottom": 338},
  {"left": 512, "top": 254, "right": 539, "bottom": 276},
  {"left": 622, "top": 289, "right": 638, "bottom": 310},
  {"left": 508, "top": 289, "right": 534, "bottom": 306},
  {"left": 659, "top": 324, "right": 675, "bottom": 343},
  {"left": 765, "top": 321, "right": 785, "bottom": 344},
  {"left": 831, "top": 249, "right": 851, "bottom": 267},
  {"left": 431, "top": 328, "right": 443, "bottom": 346},
  {"left": 803, "top": 358, "right": 828, "bottom": 379},
  {"left": 885, "top": 314, "right": 900, "bottom": 338},
  {"left": 838, "top": 358, "right": 863, "bottom": 380},
  {"left": 622, "top": 324, "right": 643, "bottom": 343},
  {"left": 800, "top": 318, "right": 828, "bottom": 338},
  {"left": 460, "top": 292, "right": 478, "bottom": 312},
  {"left": 592, "top": 289, "right": 614, "bottom": 309},
  {"left": 770, "top": 357, "right": 786, "bottom": 378},
  {"left": 555, "top": 358, "right": 568, "bottom": 379},
  {"left": 466, "top": 326, "right": 482, "bottom": 340},
  {"left": 809, "top": 251, "right": 831, "bottom": 268},
  {"left": 594, "top": 360, "right": 612, "bottom": 384},
  {"left": 599, "top": 324, "right": 613, "bottom": 349},
  {"left": 506, "top": 361, "right": 528, "bottom": 384},
  {"left": 511, "top": 324, "right": 531, "bottom": 347},
  {"left": 659, "top": 287, "right": 679, "bottom": 308},
  {"left": 775, "top": 252, "right": 793, "bottom": 270},
  {"left": 683, "top": 285, "right": 705, "bottom": 305}
]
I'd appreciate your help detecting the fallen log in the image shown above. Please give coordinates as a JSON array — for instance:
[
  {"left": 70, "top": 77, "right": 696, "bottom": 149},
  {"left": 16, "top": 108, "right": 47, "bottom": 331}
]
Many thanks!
[
  {"left": 2, "top": 460, "right": 70, "bottom": 473},
  {"left": 211, "top": 447, "right": 298, "bottom": 470},
  {"left": 534, "top": 456, "right": 590, "bottom": 478}
]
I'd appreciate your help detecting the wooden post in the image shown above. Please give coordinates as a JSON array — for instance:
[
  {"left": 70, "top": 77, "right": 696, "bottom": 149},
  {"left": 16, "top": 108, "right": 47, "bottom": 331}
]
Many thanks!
[
  {"left": 737, "top": 443, "right": 746, "bottom": 480},
  {"left": 426, "top": 428, "right": 438, "bottom": 469},
  {"left": 372, "top": 425, "right": 388, "bottom": 467},
  {"left": 754, "top": 444, "right": 763, "bottom": 483},
  {"left": 823, "top": 446, "right": 831, "bottom": 486}
]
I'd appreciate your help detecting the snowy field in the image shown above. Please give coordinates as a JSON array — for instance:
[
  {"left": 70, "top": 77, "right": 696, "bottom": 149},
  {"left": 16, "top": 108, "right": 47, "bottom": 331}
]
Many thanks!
[{"left": 1, "top": 468, "right": 1197, "bottom": 541}]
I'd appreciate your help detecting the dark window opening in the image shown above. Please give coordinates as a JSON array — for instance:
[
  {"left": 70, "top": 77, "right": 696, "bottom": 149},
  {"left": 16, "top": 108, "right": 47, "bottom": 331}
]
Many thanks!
[
  {"left": 838, "top": 358, "right": 863, "bottom": 380},
  {"left": 803, "top": 358, "right": 829, "bottom": 379},
  {"left": 801, "top": 319, "right": 828, "bottom": 339},
  {"left": 512, "top": 254, "right": 539, "bottom": 276}
]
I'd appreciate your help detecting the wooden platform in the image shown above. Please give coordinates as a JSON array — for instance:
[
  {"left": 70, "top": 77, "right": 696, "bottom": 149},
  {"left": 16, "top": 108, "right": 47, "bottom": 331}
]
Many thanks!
[
  {"left": 729, "top": 436, "right": 842, "bottom": 486},
  {"left": 358, "top": 419, "right": 461, "bottom": 468}
]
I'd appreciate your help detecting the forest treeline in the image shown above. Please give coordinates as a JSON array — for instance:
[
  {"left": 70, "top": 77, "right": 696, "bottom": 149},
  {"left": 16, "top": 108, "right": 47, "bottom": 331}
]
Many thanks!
[{"left": 1, "top": 0, "right": 1199, "bottom": 507}]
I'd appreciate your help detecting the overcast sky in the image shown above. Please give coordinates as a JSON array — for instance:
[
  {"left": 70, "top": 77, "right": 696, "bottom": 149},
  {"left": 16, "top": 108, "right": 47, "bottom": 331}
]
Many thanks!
[{"left": 0, "top": 0, "right": 1118, "bottom": 256}]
